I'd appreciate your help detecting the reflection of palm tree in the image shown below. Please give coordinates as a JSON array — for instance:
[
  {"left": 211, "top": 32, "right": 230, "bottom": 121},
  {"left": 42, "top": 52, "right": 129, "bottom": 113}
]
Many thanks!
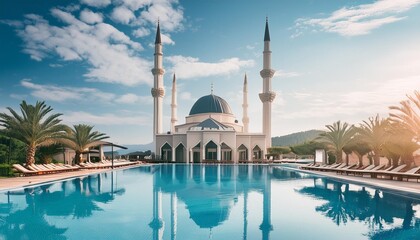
[
  {"left": 297, "top": 177, "right": 420, "bottom": 235},
  {"left": 315, "top": 183, "right": 348, "bottom": 226},
  {"left": 0, "top": 194, "right": 67, "bottom": 240}
]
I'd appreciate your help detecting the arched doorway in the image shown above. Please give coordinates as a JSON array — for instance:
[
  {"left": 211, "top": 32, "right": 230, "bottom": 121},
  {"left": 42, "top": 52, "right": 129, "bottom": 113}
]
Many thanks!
[
  {"left": 238, "top": 144, "right": 248, "bottom": 161},
  {"left": 161, "top": 143, "right": 172, "bottom": 161},
  {"left": 205, "top": 141, "right": 218, "bottom": 160},
  {"left": 175, "top": 143, "right": 186, "bottom": 162},
  {"left": 253, "top": 145, "right": 262, "bottom": 160},
  {"left": 221, "top": 143, "right": 232, "bottom": 161},
  {"left": 192, "top": 142, "right": 201, "bottom": 163}
]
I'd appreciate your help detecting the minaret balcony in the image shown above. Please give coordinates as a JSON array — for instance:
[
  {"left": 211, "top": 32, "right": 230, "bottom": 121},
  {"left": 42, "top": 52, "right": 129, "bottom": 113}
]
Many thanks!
[
  {"left": 152, "top": 68, "right": 165, "bottom": 75},
  {"left": 151, "top": 88, "right": 165, "bottom": 98},
  {"left": 259, "top": 92, "right": 276, "bottom": 103},
  {"left": 259, "top": 69, "right": 275, "bottom": 78}
]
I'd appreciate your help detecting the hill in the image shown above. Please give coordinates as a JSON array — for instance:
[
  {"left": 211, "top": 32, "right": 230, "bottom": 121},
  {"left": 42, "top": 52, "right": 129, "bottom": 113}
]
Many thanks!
[
  {"left": 114, "top": 142, "right": 153, "bottom": 155},
  {"left": 272, "top": 130, "right": 324, "bottom": 146}
]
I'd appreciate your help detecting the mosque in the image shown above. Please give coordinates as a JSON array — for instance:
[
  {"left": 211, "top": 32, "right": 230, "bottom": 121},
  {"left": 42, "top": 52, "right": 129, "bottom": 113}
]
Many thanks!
[{"left": 152, "top": 19, "right": 276, "bottom": 163}]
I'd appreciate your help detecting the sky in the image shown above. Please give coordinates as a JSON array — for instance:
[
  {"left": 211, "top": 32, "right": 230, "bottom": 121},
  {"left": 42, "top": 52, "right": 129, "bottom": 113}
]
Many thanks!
[{"left": 0, "top": 0, "right": 419, "bottom": 145}]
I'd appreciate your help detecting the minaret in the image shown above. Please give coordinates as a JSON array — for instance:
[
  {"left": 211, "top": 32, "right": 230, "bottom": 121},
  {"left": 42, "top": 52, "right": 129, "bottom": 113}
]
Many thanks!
[
  {"left": 242, "top": 74, "right": 249, "bottom": 133},
  {"left": 170, "top": 73, "right": 177, "bottom": 133},
  {"left": 259, "top": 18, "right": 276, "bottom": 148},
  {"left": 151, "top": 21, "right": 165, "bottom": 152}
]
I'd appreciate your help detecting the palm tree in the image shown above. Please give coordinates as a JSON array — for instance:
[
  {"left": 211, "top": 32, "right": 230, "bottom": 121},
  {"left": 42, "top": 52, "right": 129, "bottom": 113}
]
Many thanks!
[
  {"left": 358, "top": 115, "right": 389, "bottom": 166},
  {"left": 385, "top": 122, "right": 418, "bottom": 168},
  {"left": 61, "top": 124, "right": 108, "bottom": 164},
  {"left": 316, "top": 121, "right": 355, "bottom": 164},
  {"left": 346, "top": 139, "right": 372, "bottom": 167},
  {"left": 0, "top": 101, "right": 68, "bottom": 165},
  {"left": 389, "top": 91, "right": 420, "bottom": 145}
]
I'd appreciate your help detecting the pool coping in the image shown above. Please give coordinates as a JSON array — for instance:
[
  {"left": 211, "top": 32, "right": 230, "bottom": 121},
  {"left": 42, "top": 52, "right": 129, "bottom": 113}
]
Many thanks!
[
  {"left": 280, "top": 165, "right": 420, "bottom": 198},
  {"left": 0, "top": 164, "right": 157, "bottom": 192}
]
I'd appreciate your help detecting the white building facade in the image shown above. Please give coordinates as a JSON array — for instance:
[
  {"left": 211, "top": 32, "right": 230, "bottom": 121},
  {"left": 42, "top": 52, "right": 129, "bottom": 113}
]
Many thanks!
[{"left": 152, "top": 19, "right": 276, "bottom": 163}]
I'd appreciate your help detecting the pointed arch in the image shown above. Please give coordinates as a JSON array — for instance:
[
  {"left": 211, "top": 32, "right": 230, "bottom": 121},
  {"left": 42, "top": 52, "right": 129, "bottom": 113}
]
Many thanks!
[
  {"left": 252, "top": 145, "right": 262, "bottom": 160},
  {"left": 205, "top": 140, "right": 218, "bottom": 160},
  {"left": 238, "top": 144, "right": 249, "bottom": 161},
  {"left": 192, "top": 142, "right": 201, "bottom": 163},
  {"left": 175, "top": 142, "right": 186, "bottom": 163},
  {"left": 160, "top": 142, "right": 172, "bottom": 161},
  {"left": 221, "top": 142, "right": 232, "bottom": 161}
]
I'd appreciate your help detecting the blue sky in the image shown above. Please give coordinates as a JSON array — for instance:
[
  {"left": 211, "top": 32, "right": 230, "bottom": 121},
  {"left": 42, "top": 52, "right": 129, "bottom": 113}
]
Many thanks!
[{"left": 1, "top": 0, "right": 419, "bottom": 145}]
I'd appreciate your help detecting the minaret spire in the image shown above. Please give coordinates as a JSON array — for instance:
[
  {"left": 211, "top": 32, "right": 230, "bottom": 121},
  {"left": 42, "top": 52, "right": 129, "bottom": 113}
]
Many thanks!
[
  {"left": 151, "top": 21, "right": 165, "bottom": 154},
  {"left": 259, "top": 17, "right": 276, "bottom": 149},
  {"left": 242, "top": 73, "right": 249, "bottom": 133},
  {"left": 264, "top": 17, "right": 270, "bottom": 41},
  {"left": 155, "top": 20, "right": 161, "bottom": 44},
  {"left": 170, "top": 73, "right": 177, "bottom": 133}
]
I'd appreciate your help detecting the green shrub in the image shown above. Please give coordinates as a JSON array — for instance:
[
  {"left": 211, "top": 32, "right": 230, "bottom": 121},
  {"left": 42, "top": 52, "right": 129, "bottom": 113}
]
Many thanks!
[{"left": 0, "top": 164, "right": 14, "bottom": 177}]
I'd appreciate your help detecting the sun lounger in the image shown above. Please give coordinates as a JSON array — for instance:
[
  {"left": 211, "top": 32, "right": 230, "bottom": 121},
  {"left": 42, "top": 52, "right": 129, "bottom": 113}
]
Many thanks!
[
  {"left": 368, "top": 164, "right": 407, "bottom": 179},
  {"left": 12, "top": 164, "right": 39, "bottom": 176},
  {"left": 339, "top": 164, "right": 384, "bottom": 176},
  {"left": 389, "top": 166, "right": 420, "bottom": 181}
]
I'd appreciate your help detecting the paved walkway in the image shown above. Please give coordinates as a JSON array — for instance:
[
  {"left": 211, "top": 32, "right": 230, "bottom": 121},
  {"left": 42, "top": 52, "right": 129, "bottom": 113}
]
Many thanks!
[
  {"left": 294, "top": 167, "right": 420, "bottom": 196},
  {"left": 0, "top": 164, "right": 147, "bottom": 191}
]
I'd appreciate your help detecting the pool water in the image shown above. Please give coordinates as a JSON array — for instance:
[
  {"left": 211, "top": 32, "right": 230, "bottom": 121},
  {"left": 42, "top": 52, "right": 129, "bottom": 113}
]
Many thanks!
[{"left": 0, "top": 164, "right": 419, "bottom": 240}]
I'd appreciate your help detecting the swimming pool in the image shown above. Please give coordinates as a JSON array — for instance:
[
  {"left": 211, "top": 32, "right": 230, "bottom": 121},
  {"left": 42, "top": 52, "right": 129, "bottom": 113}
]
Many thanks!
[{"left": 0, "top": 164, "right": 419, "bottom": 240}]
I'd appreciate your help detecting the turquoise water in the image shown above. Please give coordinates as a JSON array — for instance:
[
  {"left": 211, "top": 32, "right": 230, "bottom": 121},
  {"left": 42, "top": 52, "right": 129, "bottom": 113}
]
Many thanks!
[{"left": 0, "top": 164, "right": 419, "bottom": 240}]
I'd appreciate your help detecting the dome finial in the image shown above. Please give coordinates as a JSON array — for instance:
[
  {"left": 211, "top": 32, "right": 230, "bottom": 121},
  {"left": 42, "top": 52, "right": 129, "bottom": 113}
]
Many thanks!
[{"left": 211, "top": 82, "right": 214, "bottom": 95}]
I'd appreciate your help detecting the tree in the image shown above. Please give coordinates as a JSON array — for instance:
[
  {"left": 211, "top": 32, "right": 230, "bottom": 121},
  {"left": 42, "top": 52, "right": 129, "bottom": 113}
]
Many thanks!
[
  {"left": 290, "top": 141, "right": 326, "bottom": 155},
  {"left": 358, "top": 115, "right": 390, "bottom": 166},
  {"left": 384, "top": 123, "right": 418, "bottom": 167},
  {"left": 0, "top": 101, "right": 68, "bottom": 165},
  {"left": 61, "top": 124, "right": 108, "bottom": 164},
  {"left": 389, "top": 91, "right": 420, "bottom": 145},
  {"left": 267, "top": 146, "right": 291, "bottom": 155},
  {"left": 316, "top": 121, "right": 355, "bottom": 164},
  {"left": 346, "top": 140, "right": 372, "bottom": 167},
  {"left": 36, "top": 143, "right": 64, "bottom": 164}
]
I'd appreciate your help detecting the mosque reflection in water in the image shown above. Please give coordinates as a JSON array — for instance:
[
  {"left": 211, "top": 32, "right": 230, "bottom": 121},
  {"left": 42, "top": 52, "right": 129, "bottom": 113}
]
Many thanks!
[{"left": 0, "top": 165, "right": 419, "bottom": 240}]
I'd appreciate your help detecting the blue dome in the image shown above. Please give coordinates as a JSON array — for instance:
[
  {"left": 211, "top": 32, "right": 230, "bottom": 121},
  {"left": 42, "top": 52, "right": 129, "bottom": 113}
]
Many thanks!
[{"left": 189, "top": 94, "right": 232, "bottom": 115}]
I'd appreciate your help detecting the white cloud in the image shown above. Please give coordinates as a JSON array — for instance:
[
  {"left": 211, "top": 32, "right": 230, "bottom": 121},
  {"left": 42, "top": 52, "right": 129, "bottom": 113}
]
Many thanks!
[
  {"left": 111, "top": 6, "right": 135, "bottom": 24},
  {"left": 117, "top": 0, "right": 152, "bottom": 11},
  {"left": 49, "top": 63, "right": 63, "bottom": 68},
  {"left": 80, "top": 0, "right": 111, "bottom": 8},
  {"left": 166, "top": 55, "right": 254, "bottom": 80},
  {"left": 180, "top": 91, "right": 192, "bottom": 100},
  {"left": 0, "top": 19, "right": 23, "bottom": 28},
  {"left": 294, "top": 0, "right": 420, "bottom": 37},
  {"left": 79, "top": 9, "right": 103, "bottom": 24},
  {"left": 20, "top": 79, "right": 115, "bottom": 102},
  {"left": 15, "top": 10, "right": 152, "bottom": 86},
  {"left": 63, "top": 111, "right": 150, "bottom": 126},
  {"left": 276, "top": 75, "right": 420, "bottom": 120},
  {"left": 274, "top": 70, "right": 301, "bottom": 78},
  {"left": 138, "top": 0, "right": 184, "bottom": 32},
  {"left": 115, "top": 93, "right": 152, "bottom": 104},
  {"left": 161, "top": 33, "right": 175, "bottom": 45},
  {"left": 132, "top": 27, "right": 150, "bottom": 37}
]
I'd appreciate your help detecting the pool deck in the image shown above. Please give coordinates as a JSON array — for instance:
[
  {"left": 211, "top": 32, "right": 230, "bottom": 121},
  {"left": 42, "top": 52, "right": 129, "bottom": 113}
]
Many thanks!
[
  {"left": 294, "top": 167, "right": 420, "bottom": 196},
  {"left": 0, "top": 164, "right": 149, "bottom": 191}
]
